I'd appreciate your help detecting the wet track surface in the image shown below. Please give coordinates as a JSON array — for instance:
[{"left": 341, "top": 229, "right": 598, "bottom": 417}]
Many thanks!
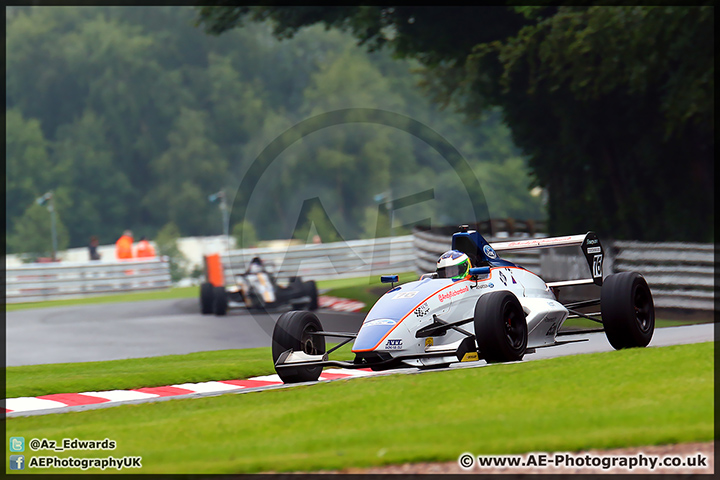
[
  {"left": 6, "top": 298, "right": 715, "bottom": 367},
  {"left": 6, "top": 298, "right": 364, "bottom": 366}
]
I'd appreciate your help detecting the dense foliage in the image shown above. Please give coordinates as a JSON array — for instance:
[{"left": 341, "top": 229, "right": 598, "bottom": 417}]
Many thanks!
[
  {"left": 6, "top": 6, "right": 544, "bottom": 257},
  {"left": 196, "top": 5, "right": 714, "bottom": 242}
]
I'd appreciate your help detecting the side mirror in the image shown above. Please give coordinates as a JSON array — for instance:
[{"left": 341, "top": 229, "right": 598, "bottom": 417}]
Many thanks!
[
  {"left": 469, "top": 267, "right": 491, "bottom": 276},
  {"left": 381, "top": 275, "right": 398, "bottom": 290}
]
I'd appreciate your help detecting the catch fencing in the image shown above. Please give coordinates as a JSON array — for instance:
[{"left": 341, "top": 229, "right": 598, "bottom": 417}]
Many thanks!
[
  {"left": 5, "top": 258, "right": 172, "bottom": 304},
  {"left": 414, "top": 228, "right": 715, "bottom": 311},
  {"left": 221, "top": 235, "right": 416, "bottom": 282}
]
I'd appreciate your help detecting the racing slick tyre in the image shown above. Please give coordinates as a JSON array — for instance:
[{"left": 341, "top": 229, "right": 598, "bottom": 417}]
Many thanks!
[
  {"left": 272, "top": 311, "right": 326, "bottom": 383},
  {"left": 213, "top": 286, "right": 228, "bottom": 316},
  {"left": 474, "top": 291, "right": 527, "bottom": 363},
  {"left": 306, "top": 280, "right": 319, "bottom": 311},
  {"left": 601, "top": 272, "right": 655, "bottom": 350},
  {"left": 200, "top": 282, "right": 214, "bottom": 315}
]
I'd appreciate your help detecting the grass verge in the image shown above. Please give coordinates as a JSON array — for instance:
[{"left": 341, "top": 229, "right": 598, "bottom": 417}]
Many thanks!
[
  {"left": 6, "top": 286, "right": 199, "bottom": 312},
  {"left": 6, "top": 344, "right": 354, "bottom": 399},
  {"left": 5, "top": 342, "right": 713, "bottom": 474}
]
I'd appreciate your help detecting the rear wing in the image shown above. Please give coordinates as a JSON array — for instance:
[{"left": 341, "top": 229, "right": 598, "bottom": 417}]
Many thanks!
[{"left": 490, "top": 232, "right": 604, "bottom": 286}]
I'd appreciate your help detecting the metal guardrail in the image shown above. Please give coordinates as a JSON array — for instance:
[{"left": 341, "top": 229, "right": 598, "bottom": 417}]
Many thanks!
[
  {"left": 413, "top": 228, "right": 715, "bottom": 311},
  {"left": 611, "top": 241, "right": 715, "bottom": 311},
  {"left": 5, "top": 257, "right": 172, "bottom": 304},
  {"left": 222, "top": 236, "right": 416, "bottom": 282}
]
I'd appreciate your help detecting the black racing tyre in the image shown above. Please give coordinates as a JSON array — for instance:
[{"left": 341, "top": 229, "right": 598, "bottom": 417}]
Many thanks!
[
  {"left": 474, "top": 291, "right": 527, "bottom": 363},
  {"left": 213, "top": 286, "right": 228, "bottom": 316},
  {"left": 306, "top": 281, "right": 318, "bottom": 311},
  {"left": 200, "top": 282, "right": 214, "bottom": 315},
  {"left": 272, "top": 311, "right": 325, "bottom": 383},
  {"left": 601, "top": 272, "right": 655, "bottom": 350}
]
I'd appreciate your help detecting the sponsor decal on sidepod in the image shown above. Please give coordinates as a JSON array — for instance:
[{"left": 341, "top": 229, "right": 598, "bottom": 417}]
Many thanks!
[{"left": 438, "top": 285, "right": 469, "bottom": 302}]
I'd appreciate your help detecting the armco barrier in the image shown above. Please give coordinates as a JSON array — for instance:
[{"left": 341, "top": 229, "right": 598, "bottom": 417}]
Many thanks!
[
  {"left": 221, "top": 235, "right": 416, "bottom": 282},
  {"left": 5, "top": 257, "right": 172, "bottom": 304},
  {"left": 611, "top": 241, "right": 715, "bottom": 311},
  {"left": 413, "top": 228, "right": 715, "bottom": 311}
]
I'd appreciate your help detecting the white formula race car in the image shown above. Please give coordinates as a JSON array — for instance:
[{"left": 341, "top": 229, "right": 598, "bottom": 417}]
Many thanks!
[
  {"left": 200, "top": 257, "right": 318, "bottom": 316},
  {"left": 271, "top": 226, "right": 655, "bottom": 383}
]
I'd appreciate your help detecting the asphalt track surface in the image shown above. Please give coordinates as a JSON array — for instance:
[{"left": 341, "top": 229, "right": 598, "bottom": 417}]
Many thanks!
[
  {"left": 6, "top": 298, "right": 364, "bottom": 367},
  {"left": 6, "top": 298, "right": 715, "bottom": 367},
  {"left": 5, "top": 322, "right": 713, "bottom": 417}
]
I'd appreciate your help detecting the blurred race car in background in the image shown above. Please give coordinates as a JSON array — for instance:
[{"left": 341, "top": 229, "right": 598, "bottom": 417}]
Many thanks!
[
  {"left": 271, "top": 225, "right": 655, "bottom": 383},
  {"left": 200, "top": 256, "right": 318, "bottom": 316}
]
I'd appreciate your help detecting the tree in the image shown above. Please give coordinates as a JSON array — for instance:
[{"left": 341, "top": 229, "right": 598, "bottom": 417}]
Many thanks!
[
  {"left": 7, "top": 203, "right": 70, "bottom": 259},
  {"left": 5, "top": 109, "right": 53, "bottom": 232},
  {"left": 51, "top": 109, "right": 134, "bottom": 247},
  {"left": 144, "top": 107, "right": 230, "bottom": 236},
  {"left": 6, "top": 6, "right": 548, "bottom": 248},
  {"left": 155, "top": 221, "right": 188, "bottom": 282},
  {"left": 196, "top": 5, "right": 714, "bottom": 241},
  {"left": 232, "top": 220, "right": 258, "bottom": 249}
]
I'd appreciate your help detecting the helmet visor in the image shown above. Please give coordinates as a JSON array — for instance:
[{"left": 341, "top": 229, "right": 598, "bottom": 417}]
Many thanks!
[{"left": 437, "top": 259, "right": 469, "bottom": 279}]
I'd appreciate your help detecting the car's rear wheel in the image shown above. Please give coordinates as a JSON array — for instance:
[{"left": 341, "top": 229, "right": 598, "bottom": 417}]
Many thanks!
[
  {"left": 272, "top": 311, "right": 325, "bottom": 383},
  {"left": 474, "top": 291, "right": 527, "bottom": 363},
  {"left": 601, "top": 272, "right": 655, "bottom": 349},
  {"left": 213, "top": 286, "right": 228, "bottom": 316},
  {"left": 200, "top": 282, "right": 214, "bottom": 314}
]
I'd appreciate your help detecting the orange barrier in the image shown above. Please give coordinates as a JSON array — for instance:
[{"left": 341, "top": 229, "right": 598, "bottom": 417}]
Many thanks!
[{"left": 204, "top": 254, "right": 225, "bottom": 287}]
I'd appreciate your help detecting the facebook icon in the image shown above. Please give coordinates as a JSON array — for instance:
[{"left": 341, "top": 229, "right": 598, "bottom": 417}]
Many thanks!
[{"left": 10, "top": 455, "right": 25, "bottom": 470}]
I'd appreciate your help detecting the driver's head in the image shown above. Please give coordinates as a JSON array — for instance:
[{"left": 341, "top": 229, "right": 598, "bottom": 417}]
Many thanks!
[{"left": 436, "top": 250, "right": 472, "bottom": 280}]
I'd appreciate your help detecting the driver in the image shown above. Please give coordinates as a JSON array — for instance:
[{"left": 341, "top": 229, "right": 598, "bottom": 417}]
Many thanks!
[
  {"left": 246, "top": 256, "right": 265, "bottom": 274},
  {"left": 436, "top": 250, "right": 472, "bottom": 280}
]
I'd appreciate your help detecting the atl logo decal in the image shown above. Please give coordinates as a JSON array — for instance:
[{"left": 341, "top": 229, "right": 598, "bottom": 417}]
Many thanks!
[{"left": 386, "top": 339, "right": 403, "bottom": 350}]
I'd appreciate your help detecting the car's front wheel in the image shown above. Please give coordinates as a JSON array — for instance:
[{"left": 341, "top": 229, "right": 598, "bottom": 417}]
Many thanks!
[
  {"left": 200, "top": 282, "right": 214, "bottom": 315},
  {"left": 272, "top": 311, "right": 326, "bottom": 383},
  {"left": 474, "top": 291, "right": 527, "bottom": 363},
  {"left": 601, "top": 272, "right": 655, "bottom": 349},
  {"left": 213, "top": 286, "right": 228, "bottom": 316}
]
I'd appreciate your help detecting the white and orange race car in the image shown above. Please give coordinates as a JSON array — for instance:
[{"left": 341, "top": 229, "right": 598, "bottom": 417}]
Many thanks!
[{"left": 271, "top": 226, "right": 655, "bottom": 383}]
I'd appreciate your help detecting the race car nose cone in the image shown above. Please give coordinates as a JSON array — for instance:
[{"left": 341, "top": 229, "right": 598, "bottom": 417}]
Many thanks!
[{"left": 351, "top": 319, "right": 397, "bottom": 352}]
